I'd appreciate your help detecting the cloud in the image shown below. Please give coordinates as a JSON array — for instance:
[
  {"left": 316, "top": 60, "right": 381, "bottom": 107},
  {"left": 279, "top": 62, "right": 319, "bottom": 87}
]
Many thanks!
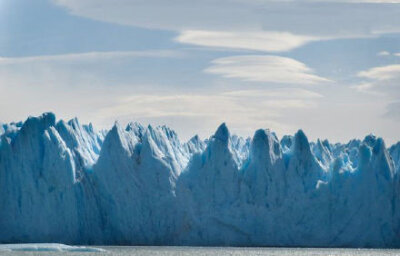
[
  {"left": 221, "top": 88, "right": 323, "bottom": 98},
  {"left": 52, "top": 0, "right": 400, "bottom": 39},
  {"left": 377, "top": 51, "right": 390, "bottom": 56},
  {"left": 0, "top": 48, "right": 324, "bottom": 140},
  {"left": 376, "top": 51, "right": 400, "bottom": 57},
  {"left": 358, "top": 64, "right": 400, "bottom": 81},
  {"left": 50, "top": 0, "right": 400, "bottom": 56},
  {"left": 175, "top": 30, "right": 319, "bottom": 52},
  {"left": 0, "top": 50, "right": 181, "bottom": 65},
  {"left": 355, "top": 64, "right": 400, "bottom": 121},
  {"left": 0, "top": 49, "right": 183, "bottom": 126},
  {"left": 96, "top": 88, "right": 323, "bottom": 138},
  {"left": 204, "top": 55, "right": 332, "bottom": 84},
  {"left": 1, "top": 47, "right": 398, "bottom": 143},
  {"left": 355, "top": 65, "right": 400, "bottom": 95},
  {"left": 101, "top": 88, "right": 322, "bottom": 119}
]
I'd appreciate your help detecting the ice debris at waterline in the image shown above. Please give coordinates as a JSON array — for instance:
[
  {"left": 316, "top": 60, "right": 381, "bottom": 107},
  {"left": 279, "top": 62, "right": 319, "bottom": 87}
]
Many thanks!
[
  {"left": 1, "top": 112, "right": 400, "bottom": 247},
  {"left": 0, "top": 243, "right": 105, "bottom": 252}
]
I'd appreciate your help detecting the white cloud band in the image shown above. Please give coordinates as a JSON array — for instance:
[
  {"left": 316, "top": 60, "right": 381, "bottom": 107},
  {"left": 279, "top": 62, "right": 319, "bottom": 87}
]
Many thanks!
[
  {"left": 176, "top": 30, "right": 319, "bottom": 52},
  {"left": 205, "top": 55, "right": 331, "bottom": 84}
]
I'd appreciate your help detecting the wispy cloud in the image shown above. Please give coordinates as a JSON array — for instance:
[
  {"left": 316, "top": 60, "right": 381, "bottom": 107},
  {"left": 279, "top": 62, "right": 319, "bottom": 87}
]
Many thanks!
[
  {"left": 96, "top": 88, "right": 324, "bottom": 138},
  {"left": 0, "top": 49, "right": 183, "bottom": 126},
  {"left": 358, "top": 64, "right": 400, "bottom": 81},
  {"left": 221, "top": 88, "right": 323, "bottom": 98},
  {"left": 377, "top": 51, "right": 390, "bottom": 56},
  {"left": 376, "top": 51, "right": 400, "bottom": 57},
  {"left": 0, "top": 50, "right": 181, "bottom": 65},
  {"left": 53, "top": 0, "right": 400, "bottom": 43},
  {"left": 355, "top": 64, "right": 400, "bottom": 122},
  {"left": 50, "top": 0, "right": 400, "bottom": 63},
  {"left": 106, "top": 88, "right": 322, "bottom": 119},
  {"left": 0, "top": 49, "right": 323, "bottom": 140},
  {"left": 175, "top": 30, "right": 319, "bottom": 52},
  {"left": 1, "top": 0, "right": 399, "bottom": 144},
  {"left": 204, "top": 55, "right": 331, "bottom": 84},
  {"left": 355, "top": 65, "right": 400, "bottom": 95}
]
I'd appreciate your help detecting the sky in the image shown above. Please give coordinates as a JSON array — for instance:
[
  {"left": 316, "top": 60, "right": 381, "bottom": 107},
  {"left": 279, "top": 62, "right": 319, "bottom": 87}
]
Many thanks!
[{"left": 0, "top": 0, "right": 400, "bottom": 144}]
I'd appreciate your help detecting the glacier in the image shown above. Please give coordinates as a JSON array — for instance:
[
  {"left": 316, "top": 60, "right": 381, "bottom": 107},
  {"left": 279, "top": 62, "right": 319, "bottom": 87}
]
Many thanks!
[{"left": 1, "top": 112, "right": 400, "bottom": 247}]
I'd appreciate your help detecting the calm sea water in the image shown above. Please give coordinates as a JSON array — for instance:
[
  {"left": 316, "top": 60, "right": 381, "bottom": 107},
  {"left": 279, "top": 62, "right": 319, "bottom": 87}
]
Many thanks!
[{"left": 2, "top": 246, "right": 400, "bottom": 256}]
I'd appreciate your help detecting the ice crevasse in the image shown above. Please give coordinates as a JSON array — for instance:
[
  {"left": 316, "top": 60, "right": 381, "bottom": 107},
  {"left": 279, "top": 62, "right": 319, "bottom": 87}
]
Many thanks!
[{"left": 0, "top": 112, "right": 400, "bottom": 247}]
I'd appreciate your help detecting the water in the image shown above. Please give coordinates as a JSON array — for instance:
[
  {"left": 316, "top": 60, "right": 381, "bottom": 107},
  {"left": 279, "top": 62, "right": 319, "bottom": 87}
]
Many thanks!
[{"left": 1, "top": 246, "right": 400, "bottom": 256}]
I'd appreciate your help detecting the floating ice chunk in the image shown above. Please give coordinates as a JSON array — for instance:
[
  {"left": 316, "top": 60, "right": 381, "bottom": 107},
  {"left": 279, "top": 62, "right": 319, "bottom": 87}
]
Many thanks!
[{"left": 0, "top": 243, "right": 105, "bottom": 252}]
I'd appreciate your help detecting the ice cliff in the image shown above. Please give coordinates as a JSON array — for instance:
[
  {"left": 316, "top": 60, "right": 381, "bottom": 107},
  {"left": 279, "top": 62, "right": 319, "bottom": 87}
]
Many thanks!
[{"left": 1, "top": 112, "right": 400, "bottom": 247}]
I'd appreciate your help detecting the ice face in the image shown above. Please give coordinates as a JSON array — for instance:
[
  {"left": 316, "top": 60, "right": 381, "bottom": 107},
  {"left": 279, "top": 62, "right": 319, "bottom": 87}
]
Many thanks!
[
  {"left": 0, "top": 112, "right": 399, "bottom": 247},
  {"left": 390, "top": 142, "right": 400, "bottom": 173}
]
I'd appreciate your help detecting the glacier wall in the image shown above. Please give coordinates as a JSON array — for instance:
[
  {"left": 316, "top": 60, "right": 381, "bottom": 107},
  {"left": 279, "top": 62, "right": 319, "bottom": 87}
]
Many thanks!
[{"left": 1, "top": 112, "right": 400, "bottom": 247}]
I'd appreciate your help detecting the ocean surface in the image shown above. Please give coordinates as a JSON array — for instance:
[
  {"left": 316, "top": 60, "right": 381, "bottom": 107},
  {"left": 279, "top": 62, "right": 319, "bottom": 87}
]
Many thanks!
[{"left": 2, "top": 246, "right": 400, "bottom": 256}]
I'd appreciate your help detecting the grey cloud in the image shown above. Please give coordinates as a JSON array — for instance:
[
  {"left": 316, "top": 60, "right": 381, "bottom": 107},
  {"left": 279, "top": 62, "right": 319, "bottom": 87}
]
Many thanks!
[{"left": 52, "top": 0, "right": 400, "bottom": 38}]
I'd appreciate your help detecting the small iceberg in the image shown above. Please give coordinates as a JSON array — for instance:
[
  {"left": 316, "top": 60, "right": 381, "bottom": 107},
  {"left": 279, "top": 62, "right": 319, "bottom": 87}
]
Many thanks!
[{"left": 0, "top": 243, "right": 105, "bottom": 252}]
